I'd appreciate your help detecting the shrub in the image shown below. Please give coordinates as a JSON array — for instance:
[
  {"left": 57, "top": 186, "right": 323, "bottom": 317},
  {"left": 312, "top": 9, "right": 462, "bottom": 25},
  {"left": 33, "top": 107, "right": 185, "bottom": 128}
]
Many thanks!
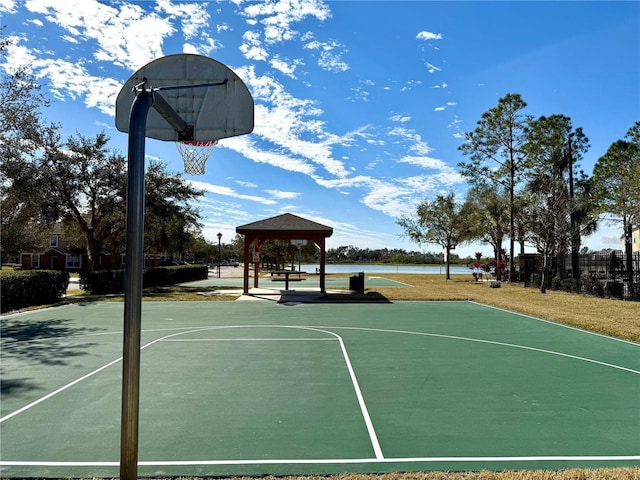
[
  {"left": 582, "top": 277, "right": 605, "bottom": 297},
  {"left": 559, "top": 278, "right": 580, "bottom": 293},
  {"left": 1, "top": 270, "right": 70, "bottom": 312},
  {"left": 80, "top": 269, "right": 125, "bottom": 295},
  {"left": 80, "top": 265, "right": 208, "bottom": 294},
  {"left": 144, "top": 265, "right": 208, "bottom": 287},
  {"left": 606, "top": 281, "right": 624, "bottom": 298}
]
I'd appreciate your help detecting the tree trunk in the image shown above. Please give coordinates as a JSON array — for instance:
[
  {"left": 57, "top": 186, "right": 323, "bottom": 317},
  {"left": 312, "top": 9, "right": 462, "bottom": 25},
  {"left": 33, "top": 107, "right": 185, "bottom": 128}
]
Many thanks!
[
  {"left": 625, "top": 220, "right": 633, "bottom": 297},
  {"left": 445, "top": 245, "right": 451, "bottom": 280},
  {"left": 85, "top": 235, "right": 99, "bottom": 271},
  {"left": 539, "top": 253, "right": 548, "bottom": 293}
]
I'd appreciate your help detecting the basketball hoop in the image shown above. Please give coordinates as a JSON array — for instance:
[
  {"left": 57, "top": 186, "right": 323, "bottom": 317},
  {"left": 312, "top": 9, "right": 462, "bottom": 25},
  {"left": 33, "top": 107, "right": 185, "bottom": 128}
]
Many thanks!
[{"left": 175, "top": 140, "right": 218, "bottom": 175}]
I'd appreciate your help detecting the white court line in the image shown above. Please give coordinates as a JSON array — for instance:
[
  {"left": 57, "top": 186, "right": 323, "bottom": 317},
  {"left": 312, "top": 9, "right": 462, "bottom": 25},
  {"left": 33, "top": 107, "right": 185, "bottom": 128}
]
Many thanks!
[
  {"left": 373, "top": 276, "right": 414, "bottom": 287},
  {"left": 2, "top": 455, "right": 639, "bottom": 467},
  {"left": 323, "top": 326, "right": 640, "bottom": 376},
  {"left": 161, "top": 338, "right": 334, "bottom": 341},
  {"left": 470, "top": 301, "right": 640, "bottom": 346}
]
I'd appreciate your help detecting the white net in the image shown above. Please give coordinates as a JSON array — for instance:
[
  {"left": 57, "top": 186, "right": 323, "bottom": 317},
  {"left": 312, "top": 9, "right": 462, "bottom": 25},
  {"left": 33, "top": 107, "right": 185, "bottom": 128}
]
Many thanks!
[{"left": 175, "top": 140, "right": 218, "bottom": 175}]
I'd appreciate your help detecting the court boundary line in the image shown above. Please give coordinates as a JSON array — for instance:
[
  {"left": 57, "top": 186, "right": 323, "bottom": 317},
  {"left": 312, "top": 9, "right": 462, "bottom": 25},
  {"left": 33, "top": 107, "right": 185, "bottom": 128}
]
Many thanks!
[
  {"left": 367, "top": 276, "right": 414, "bottom": 287},
  {"left": 162, "top": 338, "right": 335, "bottom": 341},
  {"left": 323, "top": 325, "right": 640, "bottom": 375},
  {"left": 470, "top": 301, "right": 640, "bottom": 346},
  {"left": 3, "top": 454, "right": 640, "bottom": 467}
]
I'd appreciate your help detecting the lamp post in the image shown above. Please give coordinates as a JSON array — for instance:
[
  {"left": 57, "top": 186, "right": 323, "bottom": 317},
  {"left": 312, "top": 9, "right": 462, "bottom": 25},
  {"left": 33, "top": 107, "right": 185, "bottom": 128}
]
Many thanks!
[{"left": 217, "top": 232, "right": 222, "bottom": 279}]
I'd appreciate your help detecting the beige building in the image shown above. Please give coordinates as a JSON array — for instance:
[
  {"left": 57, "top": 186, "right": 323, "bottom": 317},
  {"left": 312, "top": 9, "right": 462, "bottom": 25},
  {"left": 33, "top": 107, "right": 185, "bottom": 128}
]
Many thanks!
[{"left": 622, "top": 225, "right": 640, "bottom": 253}]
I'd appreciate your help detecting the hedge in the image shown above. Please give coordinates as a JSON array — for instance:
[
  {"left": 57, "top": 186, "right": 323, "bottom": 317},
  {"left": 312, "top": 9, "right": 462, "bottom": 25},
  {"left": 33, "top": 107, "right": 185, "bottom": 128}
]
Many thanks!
[
  {"left": 1, "top": 270, "right": 70, "bottom": 312},
  {"left": 80, "top": 264, "right": 208, "bottom": 294}
]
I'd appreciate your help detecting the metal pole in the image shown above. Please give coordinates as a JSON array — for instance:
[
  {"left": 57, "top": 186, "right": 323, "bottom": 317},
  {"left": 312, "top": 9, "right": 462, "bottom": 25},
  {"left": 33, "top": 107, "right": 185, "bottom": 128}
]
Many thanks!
[
  {"left": 120, "top": 90, "right": 153, "bottom": 480},
  {"left": 217, "top": 232, "right": 222, "bottom": 278}
]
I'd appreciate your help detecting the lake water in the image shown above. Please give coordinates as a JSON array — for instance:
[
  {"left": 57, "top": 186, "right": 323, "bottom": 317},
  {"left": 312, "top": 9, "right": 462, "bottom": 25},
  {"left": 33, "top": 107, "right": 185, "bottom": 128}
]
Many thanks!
[{"left": 300, "top": 264, "right": 472, "bottom": 275}]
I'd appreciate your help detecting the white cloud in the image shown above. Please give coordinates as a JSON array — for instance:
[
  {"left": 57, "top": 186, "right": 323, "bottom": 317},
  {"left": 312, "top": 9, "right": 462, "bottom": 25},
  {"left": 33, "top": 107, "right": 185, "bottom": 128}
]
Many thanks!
[
  {"left": 400, "top": 79, "right": 423, "bottom": 92},
  {"left": 23, "top": 0, "right": 172, "bottom": 70},
  {"left": 233, "top": 65, "right": 352, "bottom": 179},
  {"left": 1, "top": 37, "right": 36, "bottom": 74},
  {"left": 435, "top": 101, "right": 457, "bottom": 112},
  {"left": 313, "top": 174, "right": 432, "bottom": 218},
  {"left": 234, "top": 180, "right": 258, "bottom": 188},
  {"left": 30, "top": 56, "right": 121, "bottom": 115},
  {"left": 188, "top": 180, "right": 278, "bottom": 205},
  {"left": 416, "top": 31, "right": 443, "bottom": 41},
  {"left": 388, "top": 126, "right": 426, "bottom": 147},
  {"left": 304, "top": 36, "right": 349, "bottom": 72},
  {"left": 270, "top": 55, "right": 302, "bottom": 78},
  {"left": 425, "top": 62, "right": 441, "bottom": 73},
  {"left": 264, "top": 189, "right": 301, "bottom": 199},
  {"left": 155, "top": 0, "right": 210, "bottom": 40},
  {"left": 390, "top": 114, "right": 412, "bottom": 123},
  {"left": 318, "top": 50, "right": 349, "bottom": 72},
  {"left": 2, "top": 38, "right": 118, "bottom": 116},
  {"left": 240, "top": 30, "right": 269, "bottom": 61},
  {"left": 348, "top": 80, "right": 374, "bottom": 102},
  {"left": 61, "top": 35, "right": 79, "bottom": 44},
  {"left": 0, "top": 0, "right": 15, "bottom": 13},
  {"left": 241, "top": 0, "right": 331, "bottom": 44},
  {"left": 238, "top": 0, "right": 333, "bottom": 65}
]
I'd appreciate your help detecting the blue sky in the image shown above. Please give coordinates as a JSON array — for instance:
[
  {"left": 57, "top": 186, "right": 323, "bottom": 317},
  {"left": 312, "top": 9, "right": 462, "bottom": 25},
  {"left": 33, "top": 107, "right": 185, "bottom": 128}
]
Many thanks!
[{"left": 2, "top": 0, "right": 638, "bottom": 257}]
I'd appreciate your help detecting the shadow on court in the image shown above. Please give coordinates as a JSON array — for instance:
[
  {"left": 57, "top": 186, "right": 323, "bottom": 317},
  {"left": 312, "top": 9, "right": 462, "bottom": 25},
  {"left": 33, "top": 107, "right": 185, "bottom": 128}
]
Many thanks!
[
  {"left": 1, "top": 318, "right": 101, "bottom": 365},
  {"left": 1, "top": 318, "right": 103, "bottom": 397}
]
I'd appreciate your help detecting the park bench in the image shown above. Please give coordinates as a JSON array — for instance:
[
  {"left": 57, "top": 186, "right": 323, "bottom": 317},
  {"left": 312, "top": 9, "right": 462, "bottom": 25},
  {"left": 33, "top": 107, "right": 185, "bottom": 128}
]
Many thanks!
[{"left": 269, "top": 270, "right": 307, "bottom": 290}]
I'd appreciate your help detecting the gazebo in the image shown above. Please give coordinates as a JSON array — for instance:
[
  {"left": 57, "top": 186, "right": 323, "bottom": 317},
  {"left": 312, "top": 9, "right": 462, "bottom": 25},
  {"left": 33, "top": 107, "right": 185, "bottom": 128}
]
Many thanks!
[{"left": 236, "top": 213, "right": 333, "bottom": 294}]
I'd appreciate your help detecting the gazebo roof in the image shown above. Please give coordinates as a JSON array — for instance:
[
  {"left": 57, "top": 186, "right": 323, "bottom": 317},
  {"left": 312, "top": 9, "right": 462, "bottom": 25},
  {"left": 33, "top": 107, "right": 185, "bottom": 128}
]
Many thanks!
[{"left": 236, "top": 213, "right": 333, "bottom": 237}]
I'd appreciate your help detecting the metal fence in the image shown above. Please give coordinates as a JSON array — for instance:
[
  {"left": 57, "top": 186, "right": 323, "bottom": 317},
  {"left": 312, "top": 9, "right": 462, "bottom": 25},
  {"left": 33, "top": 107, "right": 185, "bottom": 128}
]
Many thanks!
[{"left": 519, "top": 251, "right": 640, "bottom": 301}]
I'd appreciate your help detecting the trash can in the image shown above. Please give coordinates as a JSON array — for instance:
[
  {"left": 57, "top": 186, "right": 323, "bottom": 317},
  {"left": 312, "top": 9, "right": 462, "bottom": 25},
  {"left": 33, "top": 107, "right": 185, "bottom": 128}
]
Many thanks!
[{"left": 349, "top": 272, "right": 365, "bottom": 294}]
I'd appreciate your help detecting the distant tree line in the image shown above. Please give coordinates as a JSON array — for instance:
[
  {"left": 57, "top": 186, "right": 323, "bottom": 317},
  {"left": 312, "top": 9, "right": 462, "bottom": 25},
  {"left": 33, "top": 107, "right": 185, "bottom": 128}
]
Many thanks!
[
  {"left": 324, "top": 246, "right": 461, "bottom": 264},
  {"left": 250, "top": 241, "right": 468, "bottom": 267},
  {"left": 398, "top": 93, "right": 639, "bottom": 286}
]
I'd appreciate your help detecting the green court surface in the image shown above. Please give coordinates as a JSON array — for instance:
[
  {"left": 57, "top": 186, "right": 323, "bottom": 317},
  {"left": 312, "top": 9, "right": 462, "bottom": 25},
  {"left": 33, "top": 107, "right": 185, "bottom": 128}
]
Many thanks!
[{"left": 1, "top": 301, "right": 639, "bottom": 477}]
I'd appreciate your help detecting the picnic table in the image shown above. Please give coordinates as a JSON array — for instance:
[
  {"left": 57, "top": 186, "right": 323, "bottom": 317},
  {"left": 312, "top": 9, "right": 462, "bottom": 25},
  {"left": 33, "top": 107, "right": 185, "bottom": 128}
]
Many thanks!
[{"left": 269, "top": 270, "right": 307, "bottom": 290}]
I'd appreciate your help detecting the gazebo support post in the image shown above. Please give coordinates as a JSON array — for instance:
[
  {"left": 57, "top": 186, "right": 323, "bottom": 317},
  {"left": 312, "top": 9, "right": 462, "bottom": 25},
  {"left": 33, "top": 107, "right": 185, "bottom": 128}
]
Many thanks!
[
  {"left": 319, "top": 238, "right": 327, "bottom": 293},
  {"left": 253, "top": 237, "right": 260, "bottom": 289},
  {"left": 242, "top": 235, "right": 253, "bottom": 294}
]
